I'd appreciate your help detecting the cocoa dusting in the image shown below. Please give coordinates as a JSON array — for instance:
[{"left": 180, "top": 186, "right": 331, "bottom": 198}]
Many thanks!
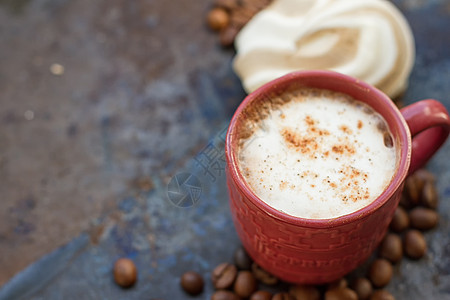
[
  {"left": 357, "top": 120, "right": 364, "bottom": 129},
  {"left": 338, "top": 166, "right": 370, "bottom": 203},
  {"left": 279, "top": 180, "right": 288, "bottom": 190},
  {"left": 340, "top": 125, "right": 353, "bottom": 134},
  {"left": 331, "top": 144, "right": 356, "bottom": 155},
  {"left": 281, "top": 128, "right": 319, "bottom": 156},
  {"left": 236, "top": 88, "right": 356, "bottom": 149}
]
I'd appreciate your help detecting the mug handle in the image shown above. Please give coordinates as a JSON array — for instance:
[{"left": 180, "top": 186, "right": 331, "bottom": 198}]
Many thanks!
[{"left": 400, "top": 99, "right": 450, "bottom": 175}]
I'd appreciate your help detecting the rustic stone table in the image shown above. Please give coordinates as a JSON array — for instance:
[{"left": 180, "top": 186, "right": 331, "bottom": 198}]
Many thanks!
[{"left": 0, "top": 0, "right": 449, "bottom": 299}]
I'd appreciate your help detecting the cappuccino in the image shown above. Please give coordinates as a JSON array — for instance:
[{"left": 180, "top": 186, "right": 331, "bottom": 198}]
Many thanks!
[{"left": 237, "top": 88, "right": 398, "bottom": 219}]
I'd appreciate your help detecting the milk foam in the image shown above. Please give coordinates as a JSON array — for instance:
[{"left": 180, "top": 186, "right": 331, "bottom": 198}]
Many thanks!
[{"left": 238, "top": 89, "right": 398, "bottom": 219}]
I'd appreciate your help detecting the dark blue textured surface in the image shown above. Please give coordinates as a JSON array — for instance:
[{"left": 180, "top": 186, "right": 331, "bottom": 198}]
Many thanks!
[{"left": 1, "top": 0, "right": 450, "bottom": 299}]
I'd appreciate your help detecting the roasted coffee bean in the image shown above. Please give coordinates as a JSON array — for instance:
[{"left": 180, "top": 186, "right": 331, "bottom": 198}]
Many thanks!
[
  {"left": 398, "top": 194, "right": 410, "bottom": 208},
  {"left": 250, "top": 290, "right": 273, "bottom": 300},
  {"left": 414, "top": 168, "right": 435, "bottom": 184},
  {"left": 409, "top": 207, "right": 439, "bottom": 230},
  {"left": 289, "top": 284, "right": 320, "bottom": 300},
  {"left": 327, "top": 278, "right": 348, "bottom": 290},
  {"left": 230, "top": 7, "right": 256, "bottom": 28},
  {"left": 219, "top": 25, "right": 240, "bottom": 47},
  {"left": 234, "top": 270, "right": 257, "bottom": 298},
  {"left": 251, "top": 263, "right": 278, "bottom": 285},
  {"left": 113, "top": 258, "right": 137, "bottom": 288},
  {"left": 234, "top": 246, "right": 252, "bottom": 270},
  {"left": 390, "top": 206, "right": 409, "bottom": 233},
  {"left": 370, "top": 289, "right": 395, "bottom": 300},
  {"left": 379, "top": 233, "right": 403, "bottom": 263},
  {"left": 214, "top": 0, "right": 239, "bottom": 11},
  {"left": 405, "top": 173, "right": 425, "bottom": 205},
  {"left": 212, "top": 263, "right": 238, "bottom": 289},
  {"left": 210, "top": 0, "right": 273, "bottom": 47},
  {"left": 207, "top": 8, "right": 230, "bottom": 31},
  {"left": 350, "top": 278, "right": 373, "bottom": 300},
  {"left": 211, "top": 290, "right": 240, "bottom": 300},
  {"left": 324, "top": 287, "right": 358, "bottom": 300},
  {"left": 368, "top": 259, "right": 393, "bottom": 288},
  {"left": 421, "top": 180, "right": 438, "bottom": 209},
  {"left": 180, "top": 271, "right": 204, "bottom": 296},
  {"left": 243, "top": 0, "right": 272, "bottom": 10},
  {"left": 272, "top": 292, "right": 295, "bottom": 300},
  {"left": 404, "top": 229, "right": 427, "bottom": 259}
]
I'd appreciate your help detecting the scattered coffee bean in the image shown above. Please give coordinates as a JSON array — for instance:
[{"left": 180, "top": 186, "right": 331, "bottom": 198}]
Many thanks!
[
  {"left": 207, "top": 8, "right": 230, "bottom": 31},
  {"left": 350, "top": 278, "right": 373, "bottom": 300},
  {"left": 403, "top": 168, "right": 437, "bottom": 209},
  {"left": 398, "top": 194, "right": 410, "bottom": 209},
  {"left": 234, "top": 246, "right": 253, "bottom": 270},
  {"left": 113, "top": 258, "right": 137, "bottom": 288},
  {"left": 244, "top": 0, "right": 272, "bottom": 10},
  {"left": 208, "top": 0, "right": 273, "bottom": 47},
  {"left": 409, "top": 207, "right": 439, "bottom": 230},
  {"left": 324, "top": 287, "right": 358, "bottom": 300},
  {"left": 370, "top": 289, "right": 395, "bottom": 300},
  {"left": 250, "top": 290, "right": 273, "bottom": 300},
  {"left": 404, "top": 229, "right": 427, "bottom": 259},
  {"left": 234, "top": 270, "right": 257, "bottom": 298},
  {"left": 180, "top": 271, "right": 204, "bottom": 296},
  {"left": 421, "top": 180, "right": 438, "bottom": 209},
  {"left": 327, "top": 278, "right": 348, "bottom": 290},
  {"left": 289, "top": 284, "right": 320, "bottom": 300},
  {"left": 212, "top": 263, "right": 238, "bottom": 289},
  {"left": 251, "top": 262, "right": 278, "bottom": 285},
  {"left": 405, "top": 173, "right": 424, "bottom": 205},
  {"left": 390, "top": 206, "right": 409, "bottom": 233},
  {"left": 211, "top": 290, "right": 240, "bottom": 300},
  {"left": 219, "top": 25, "right": 240, "bottom": 47},
  {"left": 414, "top": 168, "right": 435, "bottom": 184},
  {"left": 272, "top": 292, "right": 295, "bottom": 300},
  {"left": 230, "top": 7, "right": 255, "bottom": 28},
  {"left": 368, "top": 259, "right": 393, "bottom": 288},
  {"left": 379, "top": 233, "right": 403, "bottom": 263},
  {"left": 214, "top": 0, "right": 239, "bottom": 11}
]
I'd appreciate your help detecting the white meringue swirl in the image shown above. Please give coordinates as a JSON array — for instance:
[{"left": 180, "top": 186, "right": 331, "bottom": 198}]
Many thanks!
[{"left": 233, "top": 0, "right": 415, "bottom": 99}]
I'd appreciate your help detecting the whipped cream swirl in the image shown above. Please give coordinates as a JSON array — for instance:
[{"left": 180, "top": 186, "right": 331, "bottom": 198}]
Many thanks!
[{"left": 233, "top": 0, "right": 415, "bottom": 99}]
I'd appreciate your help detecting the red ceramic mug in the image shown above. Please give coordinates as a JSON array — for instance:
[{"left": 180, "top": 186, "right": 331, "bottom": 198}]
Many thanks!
[{"left": 225, "top": 70, "right": 450, "bottom": 284}]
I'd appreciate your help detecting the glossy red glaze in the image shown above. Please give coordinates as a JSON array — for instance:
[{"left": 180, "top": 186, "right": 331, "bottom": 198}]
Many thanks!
[
  {"left": 400, "top": 99, "right": 450, "bottom": 175},
  {"left": 225, "top": 70, "right": 450, "bottom": 284}
]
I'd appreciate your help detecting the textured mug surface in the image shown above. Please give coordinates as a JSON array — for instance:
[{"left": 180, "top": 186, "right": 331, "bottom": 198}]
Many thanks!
[{"left": 225, "top": 70, "right": 450, "bottom": 284}]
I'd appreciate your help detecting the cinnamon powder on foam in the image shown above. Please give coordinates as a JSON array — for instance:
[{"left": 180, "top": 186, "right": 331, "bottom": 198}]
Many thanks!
[{"left": 237, "top": 88, "right": 397, "bottom": 219}]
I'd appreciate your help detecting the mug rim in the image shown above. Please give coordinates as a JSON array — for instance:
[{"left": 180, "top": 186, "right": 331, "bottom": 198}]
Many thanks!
[{"left": 225, "top": 70, "right": 412, "bottom": 228}]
